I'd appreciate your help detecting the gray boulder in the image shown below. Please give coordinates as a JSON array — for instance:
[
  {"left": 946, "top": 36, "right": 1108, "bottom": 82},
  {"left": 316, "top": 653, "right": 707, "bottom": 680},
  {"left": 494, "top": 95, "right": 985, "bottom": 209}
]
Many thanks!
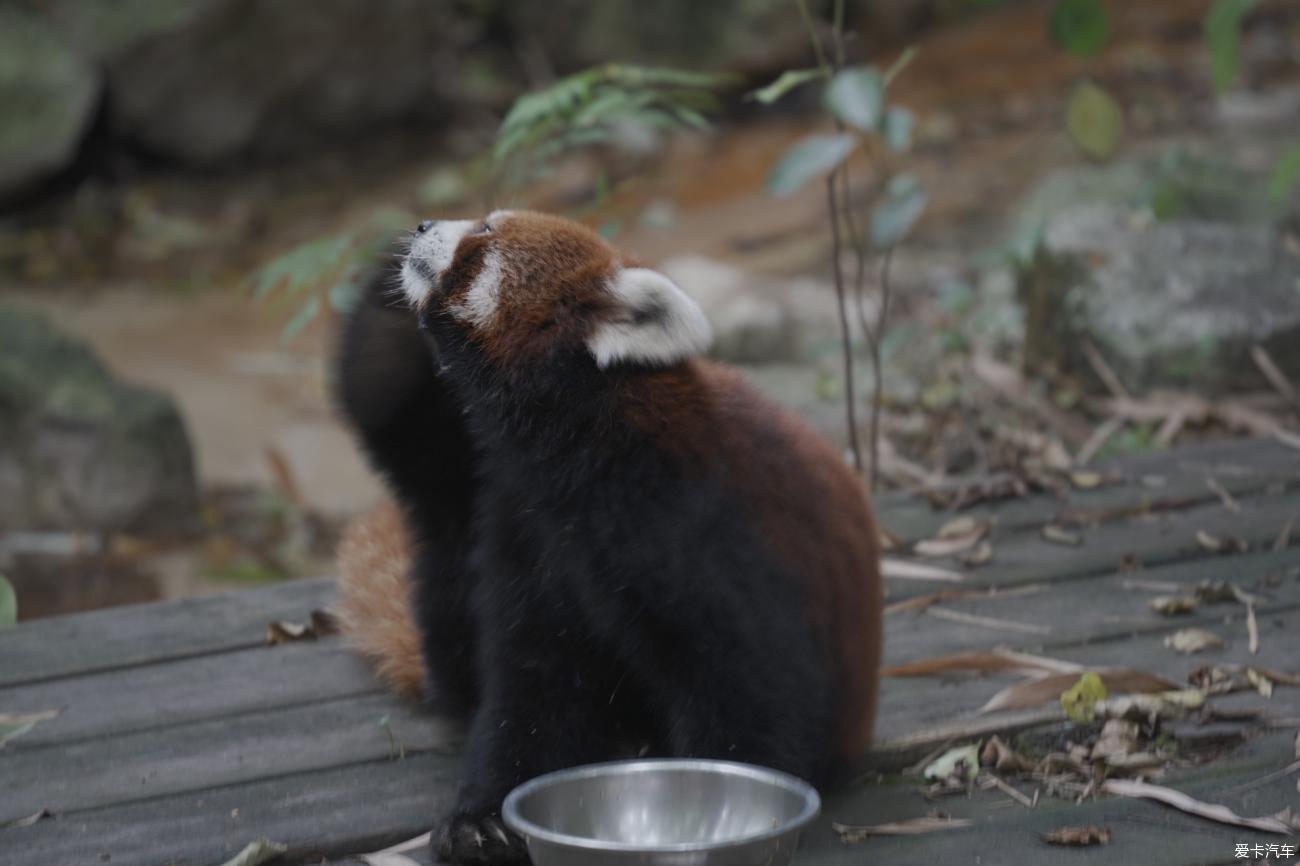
[
  {"left": 0, "top": 306, "right": 199, "bottom": 535},
  {"left": 0, "top": 9, "right": 99, "bottom": 201},
  {"left": 1020, "top": 205, "right": 1300, "bottom": 392}
]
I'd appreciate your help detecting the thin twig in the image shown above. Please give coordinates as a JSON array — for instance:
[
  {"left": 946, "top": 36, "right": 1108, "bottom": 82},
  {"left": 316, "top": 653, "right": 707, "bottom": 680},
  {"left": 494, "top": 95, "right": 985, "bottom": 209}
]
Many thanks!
[
  {"left": 1251, "top": 344, "right": 1300, "bottom": 414},
  {"left": 867, "top": 246, "right": 896, "bottom": 491},
  {"left": 1075, "top": 416, "right": 1124, "bottom": 465},
  {"left": 1246, "top": 600, "right": 1259, "bottom": 655},
  {"left": 925, "top": 606, "right": 1052, "bottom": 635},
  {"left": 1276, "top": 516, "right": 1295, "bottom": 551},
  {"left": 981, "top": 773, "right": 1036, "bottom": 808},
  {"left": 827, "top": 175, "right": 863, "bottom": 475},
  {"left": 794, "top": 0, "right": 829, "bottom": 68},
  {"left": 1082, "top": 340, "right": 1130, "bottom": 400},
  {"left": 1206, "top": 477, "right": 1241, "bottom": 513}
]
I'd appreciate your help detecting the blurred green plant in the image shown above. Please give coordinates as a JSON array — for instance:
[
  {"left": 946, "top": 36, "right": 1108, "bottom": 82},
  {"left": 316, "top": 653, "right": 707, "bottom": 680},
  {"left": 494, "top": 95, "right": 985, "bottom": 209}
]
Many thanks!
[
  {"left": 246, "top": 208, "right": 413, "bottom": 343},
  {"left": 1205, "top": 0, "right": 1258, "bottom": 93},
  {"left": 0, "top": 574, "right": 15, "bottom": 626},
  {"left": 1050, "top": 0, "right": 1109, "bottom": 58},
  {"left": 494, "top": 63, "right": 737, "bottom": 188},
  {"left": 754, "top": 0, "right": 925, "bottom": 487}
]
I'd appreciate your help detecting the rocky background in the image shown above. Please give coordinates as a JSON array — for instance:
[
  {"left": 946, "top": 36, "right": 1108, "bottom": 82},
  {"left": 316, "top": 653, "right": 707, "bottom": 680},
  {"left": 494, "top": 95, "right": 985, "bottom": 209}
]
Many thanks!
[{"left": 2, "top": 0, "right": 1298, "bottom": 618}]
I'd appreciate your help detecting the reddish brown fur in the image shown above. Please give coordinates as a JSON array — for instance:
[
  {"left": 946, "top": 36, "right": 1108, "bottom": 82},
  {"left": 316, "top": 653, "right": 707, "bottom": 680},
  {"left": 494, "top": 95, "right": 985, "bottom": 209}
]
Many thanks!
[
  {"left": 335, "top": 499, "right": 427, "bottom": 699},
  {"left": 622, "top": 361, "right": 882, "bottom": 756}
]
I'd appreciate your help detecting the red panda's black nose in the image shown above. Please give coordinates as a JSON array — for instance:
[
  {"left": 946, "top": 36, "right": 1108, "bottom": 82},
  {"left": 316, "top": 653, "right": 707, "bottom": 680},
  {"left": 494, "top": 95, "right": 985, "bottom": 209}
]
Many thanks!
[{"left": 416, "top": 220, "right": 434, "bottom": 234}]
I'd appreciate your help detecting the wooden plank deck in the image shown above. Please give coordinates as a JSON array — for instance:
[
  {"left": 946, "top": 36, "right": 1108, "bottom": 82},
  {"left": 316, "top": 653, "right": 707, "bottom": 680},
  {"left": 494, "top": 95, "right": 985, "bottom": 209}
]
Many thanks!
[{"left": 2, "top": 437, "right": 1297, "bottom": 866}]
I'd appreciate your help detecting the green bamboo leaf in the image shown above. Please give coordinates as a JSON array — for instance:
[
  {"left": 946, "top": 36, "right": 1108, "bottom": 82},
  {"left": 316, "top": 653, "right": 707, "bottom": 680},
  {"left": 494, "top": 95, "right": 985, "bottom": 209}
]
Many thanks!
[
  {"left": 823, "top": 67, "right": 884, "bottom": 132},
  {"left": 0, "top": 574, "right": 15, "bottom": 626},
  {"left": 1205, "top": 0, "right": 1258, "bottom": 93},
  {"left": 281, "top": 295, "right": 321, "bottom": 344},
  {"left": 1065, "top": 81, "right": 1123, "bottom": 160},
  {"left": 1050, "top": 0, "right": 1109, "bottom": 58},
  {"left": 882, "top": 107, "right": 915, "bottom": 153},
  {"left": 747, "top": 68, "right": 826, "bottom": 104},
  {"left": 767, "top": 133, "right": 857, "bottom": 199},
  {"left": 1268, "top": 144, "right": 1300, "bottom": 205},
  {"left": 871, "top": 174, "right": 928, "bottom": 248}
]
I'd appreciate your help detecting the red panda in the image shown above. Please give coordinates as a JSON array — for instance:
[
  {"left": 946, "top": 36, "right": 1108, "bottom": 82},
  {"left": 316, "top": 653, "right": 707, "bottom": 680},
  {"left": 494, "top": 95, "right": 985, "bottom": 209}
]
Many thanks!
[{"left": 335, "top": 210, "right": 882, "bottom": 865}]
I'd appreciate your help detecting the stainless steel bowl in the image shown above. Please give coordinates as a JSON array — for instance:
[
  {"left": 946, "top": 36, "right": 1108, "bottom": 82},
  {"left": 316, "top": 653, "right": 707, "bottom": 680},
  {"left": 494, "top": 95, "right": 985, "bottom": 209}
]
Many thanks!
[{"left": 502, "top": 759, "right": 821, "bottom": 866}]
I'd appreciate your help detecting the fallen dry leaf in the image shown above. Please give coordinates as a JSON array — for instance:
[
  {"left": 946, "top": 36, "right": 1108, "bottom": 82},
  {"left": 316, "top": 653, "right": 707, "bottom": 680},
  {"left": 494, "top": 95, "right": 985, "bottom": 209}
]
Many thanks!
[
  {"left": 1189, "top": 664, "right": 1300, "bottom": 695},
  {"left": 2, "top": 809, "right": 50, "bottom": 829},
  {"left": 981, "top": 736, "right": 1035, "bottom": 774},
  {"left": 914, "top": 518, "right": 990, "bottom": 558},
  {"left": 1196, "top": 530, "right": 1249, "bottom": 554},
  {"left": 1247, "top": 668, "right": 1274, "bottom": 698},
  {"left": 833, "top": 815, "right": 974, "bottom": 842},
  {"left": 218, "top": 838, "right": 289, "bottom": 866},
  {"left": 979, "top": 669, "right": 1178, "bottom": 716},
  {"left": 1091, "top": 720, "right": 1140, "bottom": 762},
  {"left": 881, "top": 559, "right": 967, "bottom": 582},
  {"left": 883, "top": 649, "right": 1082, "bottom": 679},
  {"left": 1165, "top": 628, "right": 1224, "bottom": 655},
  {"left": 925, "top": 606, "right": 1051, "bottom": 635},
  {"left": 1042, "top": 525, "right": 1083, "bottom": 547},
  {"left": 1101, "top": 779, "right": 1294, "bottom": 835},
  {"left": 1068, "top": 471, "right": 1105, "bottom": 490},
  {"left": 1150, "top": 595, "right": 1198, "bottom": 616},
  {"left": 1100, "top": 690, "right": 1205, "bottom": 724},
  {"left": 0, "top": 710, "right": 59, "bottom": 748},
  {"left": 1041, "top": 825, "right": 1111, "bottom": 846},
  {"left": 958, "top": 541, "right": 994, "bottom": 566},
  {"left": 924, "top": 744, "right": 981, "bottom": 783},
  {"left": 265, "top": 609, "right": 338, "bottom": 646},
  {"left": 360, "top": 854, "right": 423, "bottom": 866}
]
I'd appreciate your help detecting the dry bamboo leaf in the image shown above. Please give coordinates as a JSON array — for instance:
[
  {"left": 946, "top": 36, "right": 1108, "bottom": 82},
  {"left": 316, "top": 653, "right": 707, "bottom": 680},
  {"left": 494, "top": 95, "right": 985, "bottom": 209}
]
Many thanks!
[
  {"left": 937, "top": 516, "right": 985, "bottom": 539},
  {"left": 979, "top": 669, "right": 1178, "bottom": 716},
  {"left": 1196, "top": 530, "right": 1249, "bottom": 554},
  {"left": 0, "top": 710, "right": 59, "bottom": 748},
  {"left": 1091, "top": 720, "right": 1140, "bottom": 762},
  {"left": 1100, "top": 779, "right": 1294, "bottom": 835},
  {"left": 881, "top": 559, "right": 967, "bottom": 582},
  {"left": 266, "top": 609, "right": 338, "bottom": 645},
  {"left": 1100, "top": 690, "right": 1205, "bottom": 723},
  {"left": 958, "top": 541, "right": 994, "bottom": 566},
  {"left": 218, "top": 839, "right": 289, "bottom": 866},
  {"left": 1189, "top": 664, "right": 1300, "bottom": 695},
  {"left": 1165, "top": 628, "right": 1224, "bottom": 655},
  {"left": 981, "top": 736, "right": 1034, "bottom": 774},
  {"left": 926, "top": 606, "right": 1051, "bottom": 635},
  {"left": 1149, "top": 595, "right": 1198, "bottom": 616},
  {"left": 879, "top": 523, "right": 907, "bottom": 553},
  {"left": 1246, "top": 602, "right": 1260, "bottom": 656},
  {"left": 883, "top": 649, "right": 1083, "bottom": 679},
  {"left": 1042, "top": 525, "right": 1082, "bottom": 546},
  {"left": 1206, "top": 477, "right": 1241, "bottom": 513},
  {"left": 1247, "top": 668, "right": 1274, "bottom": 698},
  {"left": 1041, "top": 825, "right": 1111, "bottom": 846},
  {"left": 914, "top": 517, "right": 990, "bottom": 558},
  {"left": 1276, "top": 516, "right": 1295, "bottom": 551},
  {"left": 1196, "top": 530, "right": 1223, "bottom": 553},
  {"left": 3, "top": 809, "right": 50, "bottom": 829},
  {"left": 833, "top": 816, "right": 973, "bottom": 842}
]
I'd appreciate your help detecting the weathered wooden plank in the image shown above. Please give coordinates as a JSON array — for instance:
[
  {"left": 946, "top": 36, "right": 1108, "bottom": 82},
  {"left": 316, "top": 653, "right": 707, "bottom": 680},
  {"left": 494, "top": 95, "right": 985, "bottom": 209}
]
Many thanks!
[
  {"left": 885, "top": 546, "right": 1300, "bottom": 665},
  {"left": 0, "top": 693, "right": 460, "bottom": 823},
  {"left": 0, "top": 638, "right": 379, "bottom": 748},
  {"left": 888, "top": 487, "right": 1300, "bottom": 600},
  {"left": 6, "top": 752, "right": 458, "bottom": 866},
  {"left": 0, "top": 577, "right": 334, "bottom": 687},
  {"left": 880, "top": 436, "right": 1300, "bottom": 540}
]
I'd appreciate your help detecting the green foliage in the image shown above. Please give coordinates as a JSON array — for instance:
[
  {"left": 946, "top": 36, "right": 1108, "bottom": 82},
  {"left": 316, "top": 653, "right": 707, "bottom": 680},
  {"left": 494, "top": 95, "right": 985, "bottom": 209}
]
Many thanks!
[
  {"left": 1205, "top": 0, "right": 1258, "bottom": 93},
  {"left": 0, "top": 574, "right": 15, "bottom": 626},
  {"left": 823, "top": 67, "right": 885, "bottom": 132},
  {"left": 871, "top": 174, "right": 928, "bottom": 248},
  {"left": 247, "top": 208, "right": 412, "bottom": 344},
  {"left": 767, "top": 133, "right": 857, "bottom": 198},
  {"left": 1050, "top": 0, "right": 1109, "bottom": 58},
  {"left": 494, "top": 63, "right": 736, "bottom": 184},
  {"left": 1268, "top": 144, "right": 1300, "bottom": 205},
  {"left": 747, "top": 68, "right": 826, "bottom": 104},
  {"left": 882, "top": 107, "right": 915, "bottom": 153},
  {"left": 1065, "top": 81, "right": 1123, "bottom": 160}
]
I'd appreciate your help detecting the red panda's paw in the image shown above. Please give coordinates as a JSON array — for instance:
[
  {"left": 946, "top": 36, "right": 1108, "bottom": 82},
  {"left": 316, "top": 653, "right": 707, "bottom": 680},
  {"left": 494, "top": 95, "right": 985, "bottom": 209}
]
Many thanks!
[{"left": 434, "top": 811, "right": 529, "bottom": 866}]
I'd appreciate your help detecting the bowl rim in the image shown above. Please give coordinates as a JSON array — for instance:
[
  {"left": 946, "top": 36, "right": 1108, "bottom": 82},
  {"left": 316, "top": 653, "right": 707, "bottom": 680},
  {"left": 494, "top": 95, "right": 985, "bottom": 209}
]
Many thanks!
[{"left": 501, "top": 758, "right": 822, "bottom": 853}]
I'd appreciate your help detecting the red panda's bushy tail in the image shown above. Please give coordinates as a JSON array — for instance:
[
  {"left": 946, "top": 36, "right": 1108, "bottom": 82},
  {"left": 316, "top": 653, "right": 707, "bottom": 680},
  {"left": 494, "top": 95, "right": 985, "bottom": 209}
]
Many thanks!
[{"left": 334, "top": 499, "right": 428, "bottom": 699}]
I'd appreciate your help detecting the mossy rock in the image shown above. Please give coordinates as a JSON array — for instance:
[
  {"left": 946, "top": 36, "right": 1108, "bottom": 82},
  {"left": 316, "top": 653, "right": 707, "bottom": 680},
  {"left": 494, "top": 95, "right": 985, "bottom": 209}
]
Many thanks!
[{"left": 0, "top": 305, "right": 198, "bottom": 535}]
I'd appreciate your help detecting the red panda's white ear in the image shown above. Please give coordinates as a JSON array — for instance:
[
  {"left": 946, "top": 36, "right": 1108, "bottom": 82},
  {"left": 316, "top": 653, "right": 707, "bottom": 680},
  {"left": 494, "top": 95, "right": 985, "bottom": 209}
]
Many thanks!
[{"left": 588, "top": 267, "right": 713, "bottom": 369}]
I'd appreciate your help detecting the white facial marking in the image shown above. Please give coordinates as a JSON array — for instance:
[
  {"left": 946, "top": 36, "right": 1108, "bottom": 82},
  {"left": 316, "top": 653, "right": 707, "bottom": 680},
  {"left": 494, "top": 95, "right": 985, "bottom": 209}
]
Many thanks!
[
  {"left": 399, "top": 219, "right": 476, "bottom": 307},
  {"left": 587, "top": 267, "right": 713, "bottom": 368},
  {"left": 449, "top": 250, "right": 506, "bottom": 326}
]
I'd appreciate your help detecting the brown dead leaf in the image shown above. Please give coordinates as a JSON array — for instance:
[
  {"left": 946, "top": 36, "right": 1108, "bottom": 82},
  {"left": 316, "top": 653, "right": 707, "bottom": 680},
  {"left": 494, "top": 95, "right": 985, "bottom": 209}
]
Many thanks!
[
  {"left": 978, "top": 669, "right": 1179, "bottom": 715},
  {"left": 1041, "top": 825, "right": 1111, "bottom": 846},
  {"left": 1164, "top": 628, "right": 1224, "bottom": 655},
  {"left": 1042, "top": 525, "right": 1082, "bottom": 547},
  {"left": 981, "top": 735, "right": 1034, "bottom": 774},
  {"left": 1101, "top": 779, "right": 1294, "bottom": 834},
  {"left": 266, "top": 609, "right": 338, "bottom": 646},
  {"left": 833, "top": 815, "right": 974, "bottom": 842},
  {"left": 883, "top": 649, "right": 1083, "bottom": 679}
]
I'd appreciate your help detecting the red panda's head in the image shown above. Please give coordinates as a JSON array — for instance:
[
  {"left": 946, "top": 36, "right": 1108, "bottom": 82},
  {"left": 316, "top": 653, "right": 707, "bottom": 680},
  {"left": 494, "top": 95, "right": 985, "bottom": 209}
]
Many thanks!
[{"left": 399, "top": 210, "right": 711, "bottom": 369}]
